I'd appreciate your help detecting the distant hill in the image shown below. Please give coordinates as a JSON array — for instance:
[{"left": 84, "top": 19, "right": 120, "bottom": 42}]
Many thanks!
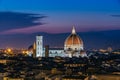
[{"left": 0, "top": 30, "right": 120, "bottom": 50}]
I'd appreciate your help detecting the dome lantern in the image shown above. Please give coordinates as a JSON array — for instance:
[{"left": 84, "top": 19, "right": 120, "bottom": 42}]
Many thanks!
[{"left": 72, "top": 26, "right": 76, "bottom": 34}]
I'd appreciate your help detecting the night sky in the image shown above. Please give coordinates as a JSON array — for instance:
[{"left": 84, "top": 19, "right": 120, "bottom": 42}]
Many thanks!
[{"left": 0, "top": 0, "right": 120, "bottom": 49}]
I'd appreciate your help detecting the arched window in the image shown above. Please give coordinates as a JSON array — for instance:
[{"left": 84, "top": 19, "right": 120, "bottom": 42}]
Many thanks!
[
  {"left": 38, "top": 42, "right": 39, "bottom": 45},
  {"left": 68, "top": 48, "right": 71, "bottom": 51}
]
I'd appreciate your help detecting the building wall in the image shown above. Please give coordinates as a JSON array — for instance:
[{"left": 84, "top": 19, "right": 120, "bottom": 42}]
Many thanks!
[
  {"left": 36, "top": 36, "right": 43, "bottom": 57},
  {"left": 64, "top": 44, "right": 83, "bottom": 51},
  {"left": 64, "top": 44, "right": 84, "bottom": 57},
  {"left": 49, "top": 50, "right": 64, "bottom": 57}
]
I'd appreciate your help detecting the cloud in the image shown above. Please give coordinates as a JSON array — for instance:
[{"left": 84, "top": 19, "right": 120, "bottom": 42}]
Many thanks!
[
  {"left": 111, "top": 15, "right": 120, "bottom": 17},
  {"left": 0, "top": 11, "right": 46, "bottom": 32},
  {"left": 0, "top": 25, "right": 44, "bottom": 34}
]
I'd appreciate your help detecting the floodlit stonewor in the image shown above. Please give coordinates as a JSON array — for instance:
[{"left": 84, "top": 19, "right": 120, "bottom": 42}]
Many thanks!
[{"left": 64, "top": 26, "right": 84, "bottom": 57}]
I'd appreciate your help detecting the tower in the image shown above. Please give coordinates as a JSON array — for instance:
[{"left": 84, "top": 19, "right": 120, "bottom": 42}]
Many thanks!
[
  {"left": 33, "top": 42, "right": 36, "bottom": 58},
  {"left": 36, "top": 35, "right": 43, "bottom": 57},
  {"left": 45, "top": 45, "right": 49, "bottom": 57}
]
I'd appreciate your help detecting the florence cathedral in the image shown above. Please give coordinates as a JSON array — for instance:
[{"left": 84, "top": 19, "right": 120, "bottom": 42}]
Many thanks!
[{"left": 29, "top": 26, "right": 87, "bottom": 58}]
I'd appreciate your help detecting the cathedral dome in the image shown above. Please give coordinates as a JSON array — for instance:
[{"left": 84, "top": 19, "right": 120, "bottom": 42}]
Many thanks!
[
  {"left": 64, "top": 27, "right": 83, "bottom": 51},
  {"left": 65, "top": 33, "right": 83, "bottom": 45}
]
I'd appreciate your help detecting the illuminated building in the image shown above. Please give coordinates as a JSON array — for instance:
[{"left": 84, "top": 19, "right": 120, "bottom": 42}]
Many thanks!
[
  {"left": 0, "top": 60, "right": 13, "bottom": 65},
  {"left": 49, "top": 48, "right": 64, "bottom": 57},
  {"left": 80, "top": 50, "right": 87, "bottom": 57},
  {"left": 107, "top": 47, "right": 113, "bottom": 52},
  {"left": 6, "top": 48, "right": 12, "bottom": 54},
  {"left": 64, "top": 26, "right": 84, "bottom": 57},
  {"left": 36, "top": 35, "right": 43, "bottom": 57},
  {"left": 30, "top": 26, "right": 87, "bottom": 58},
  {"left": 3, "top": 77, "right": 24, "bottom": 80}
]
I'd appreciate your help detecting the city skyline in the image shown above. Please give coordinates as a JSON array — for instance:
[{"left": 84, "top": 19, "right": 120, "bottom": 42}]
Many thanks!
[{"left": 0, "top": 1, "right": 120, "bottom": 80}]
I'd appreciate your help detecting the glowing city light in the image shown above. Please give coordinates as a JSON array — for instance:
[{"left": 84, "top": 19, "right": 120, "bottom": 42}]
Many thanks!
[{"left": 7, "top": 48, "right": 12, "bottom": 53}]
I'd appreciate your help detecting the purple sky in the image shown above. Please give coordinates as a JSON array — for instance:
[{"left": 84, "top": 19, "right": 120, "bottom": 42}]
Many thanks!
[
  {"left": 0, "top": 0, "right": 120, "bottom": 49},
  {"left": 0, "top": 0, "right": 120, "bottom": 34}
]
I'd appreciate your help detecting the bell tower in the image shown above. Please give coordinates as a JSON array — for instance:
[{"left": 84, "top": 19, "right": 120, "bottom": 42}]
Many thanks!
[{"left": 36, "top": 35, "right": 43, "bottom": 57}]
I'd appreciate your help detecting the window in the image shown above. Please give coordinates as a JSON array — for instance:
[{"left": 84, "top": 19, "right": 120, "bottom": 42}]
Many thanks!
[{"left": 38, "top": 42, "right": 39, "bottom": 45}]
